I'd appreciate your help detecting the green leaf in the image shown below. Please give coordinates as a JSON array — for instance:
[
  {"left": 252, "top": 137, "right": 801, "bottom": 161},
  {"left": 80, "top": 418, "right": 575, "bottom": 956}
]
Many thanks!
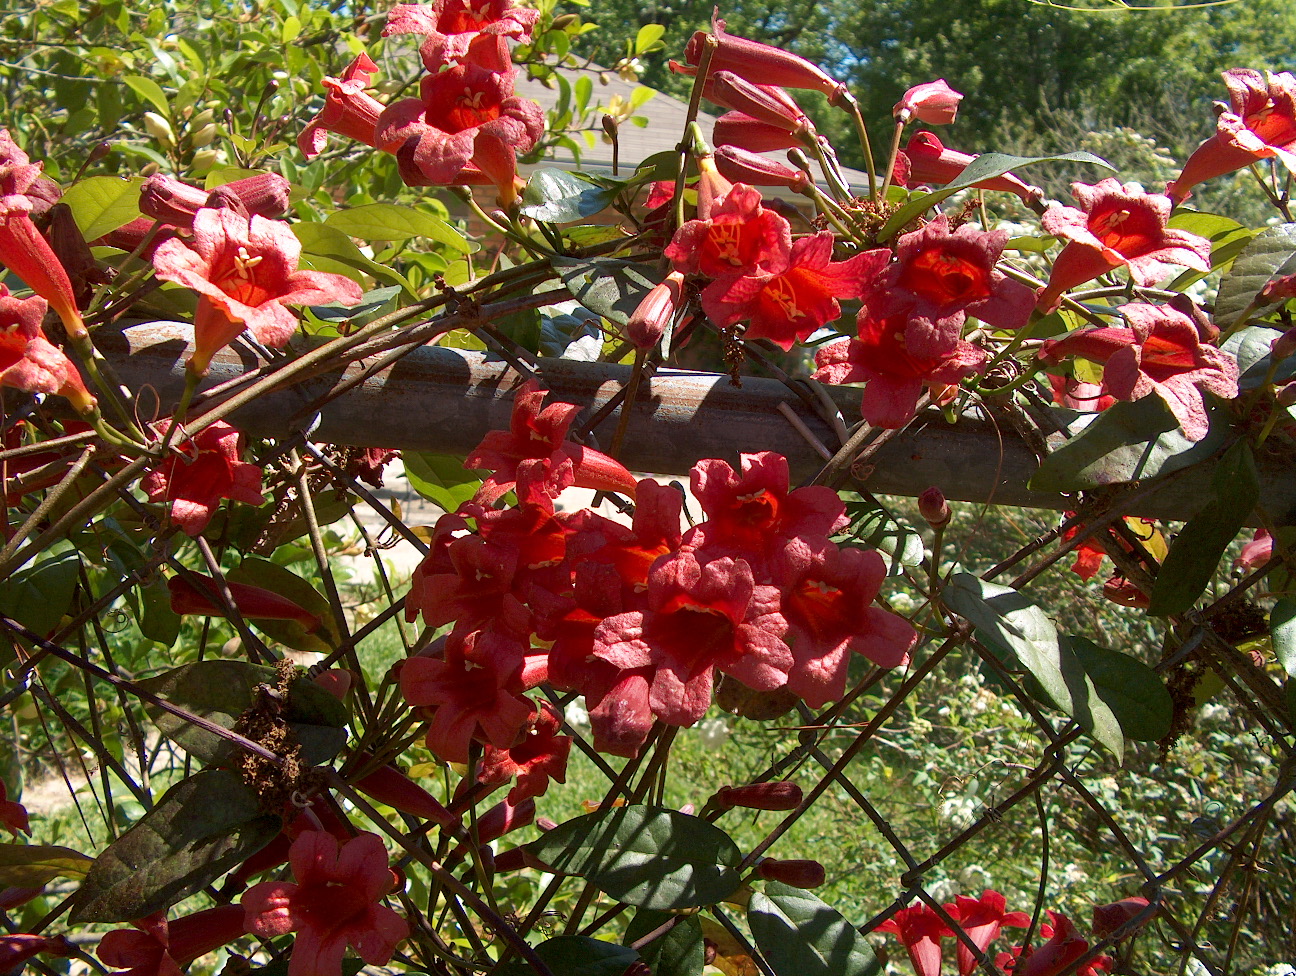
[
  {"left": 525, "top": 805, "right": 743, "bottom": 910},
  {"left": 553, "top": 256, "right": 665, "bottom": 328},
  {"left": 0, "top": 540, "right": 79, "bottom": 640},
  {"left": 521, "top": 168, "right": 619, "bottom": 223},
  {"left": 835, "top": 493, "right": 924, "bottom": 574},
  {"left": 61, "top": 176, "right": 146, "bottom": 241},
  {"left": 1149, "top": 440, "right": 1259, "bottom": 616},
  {"left": 123, "top": 74, "right": 171, "bottom": 116},
  {"left": 499, "top": 937, "right": 640, "bottom": 976},
  {"left": 748, "top": 882, "right": 882, "bottom": 976},
  {"left": 293, "top": 221, "right": 407, "bottom": 290},
  {"left": 878, "top": 151, "right": 1113, "bottom": 241},
  {"left": 1222, "top": 326, "right": 1296, "bottom": 392},
  {"left": 1062, "top": 636, "right": 1173, "bottom": 741},
  {"left": 635, "top": 23, "right": 666, "bottom": 53},
  {"left": 0, "top": 844, "right": 93, "bottom": 887},
  {"left": 1214, "top": 223, "right": 1296, "bottom": 328},
  {"left": 228, "top": 557, "right": 337, "bottom": 654},
  {"left": 71, "top": 769, "right": 281, "bottom": 923},
  {"left": 325, "top": 203, "right": 471, "bottom": 252},
  {"left": 945, "top": 574, "right": 1125, "bottom": 759},
  {"left": 1029, "top": 397, "right": 1227, "bottom": 492},
  {"left": 624, "top": 910, "right": 704, "bottom": 976},
  {"left": 401, "top": 452, "right": 483, "bottom": 513},
  {"left": 136, "top": 576, "right": 181, "bottom": 648},
  {"left": 136, "top": 660, "right": 348, "bottom": 766},
  {"left": 1272, "top": 598, "right": 1296, "bottom": 679}
]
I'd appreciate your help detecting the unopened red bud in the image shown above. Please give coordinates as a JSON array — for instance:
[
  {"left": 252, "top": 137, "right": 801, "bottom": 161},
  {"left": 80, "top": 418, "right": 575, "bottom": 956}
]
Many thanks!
[
  {"left": 1102, "top": 575, "right": 1150, "bottom": 609},
  {"left": 714, "top": 146, "right": 809, "bottom": 192},
  {"left": 602, "top": 114, "right": 619, "bottom": 139},
  {"left": 168, "top": 574, "right": 322, "bottom": 632},
  {"left": 684, "top": 21, "right": 849, "bottom": 104},
  {"left": 0, "top": 886, "right": 43, "bottom": 910},
  {"left": 1091, "top": 896, "right": 1152, "bottom": 942},
  {"left": 712, "top": 781, "right": 802, "bottom": 811},
  {"left": 708, "top": 72, "right": 811, "bottom": 136},
  {"left": 1271, "top": 327, "right": 1296, "bottom": 361},
  {"left": 756, "top": 858, "right": 825, "bottom": 888},
  {"left": 918, "top": 487, "right": 951, "bottom": 528},
  {"left": 352, "top": 762, "right": 456, "bottom": 828},
  {"left": 713, "top": 112, "right": 802, "bottom": 153},
  {"left": 476, "top": 797, "right": 536, "bottom": 843},
  {"left": 894, "top": 79, "right": 963, "bottom": 125},
  {"left": 536, "top": 816, "right": 559, "bottom": 832},
  {"left": 1276, "top": 380, "right": 1296, "bottom": 407},
  {"left": 703, "top": 940, "right": 718, "bottom": 965},
  {"left": 627, "top": 271, "right": 686, "bottom": 349}
]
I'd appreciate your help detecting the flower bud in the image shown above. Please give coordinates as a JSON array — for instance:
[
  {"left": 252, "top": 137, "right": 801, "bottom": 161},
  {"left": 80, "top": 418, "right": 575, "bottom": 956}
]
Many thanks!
[
  {"left": 1102, "top": 575, "right": 1150, "bottom": 609},
  {"left": 712, "top": 781, "right": 802, "bottom": 811},
  {"left": 918, "top": 487, "right": 951, "bottom": 528},
  {"left": 1276, "top": 379, "right": 1296, "bottom": 408},
  {"left": 713, "top": 112, "right": 802, "bottom": 153},
  {"left": 1091, "top": 896, "right": 1152, "bottom": 942},
  {"left": 695, "top": 153, "right": 735, "bottom": 221},
  {"left": 475, "top": 797, "right": 536, "bottom": 843},
  {"left": 627, "top": 271, "right": 686, "bottom": 350},
  {"left": 143, "top": 112, "right": 176, "bottom": 149},
  {"left": 191, "top": 123, "right": 218, "bottom": 148},
  {"left": 167, "top": 574, "right": 322, "bottom": 632},
  {"left": 756, "top": 858, "right": 826, "bottom": 888},
  {"left": 893, "top": 79, "right": 963, "bottom": 125},
  {"left": 1271, "top": 327, "right": 1296, "bottom": 362},
  {"left": 352, "top": 762, "right": 456, "bottom": 828},
  {"left": 714, "top": 146, "right": 810, "bottom": 192},
  {"left": 1259, "top": 272, "right": 1296, "bottom": 304},
  {"left": 684, "top": 19, "right": 850, "bottom": 104},
  {"left": 708, "top": 72, "right": 811, "bottom": 136}
]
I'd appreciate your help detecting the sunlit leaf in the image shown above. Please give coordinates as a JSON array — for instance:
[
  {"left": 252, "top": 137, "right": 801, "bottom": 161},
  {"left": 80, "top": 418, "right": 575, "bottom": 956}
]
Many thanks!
[{"left": 748, "top": 882, "right": 881, "bottom": 976}]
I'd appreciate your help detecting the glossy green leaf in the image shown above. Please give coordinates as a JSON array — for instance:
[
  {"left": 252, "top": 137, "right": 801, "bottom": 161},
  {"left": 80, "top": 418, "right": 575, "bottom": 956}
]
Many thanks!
[
  {"left": 878, "top": 151, "right": 1113, "bottom": 241},
  {"left": 136, "top": 660, "right": 348, "bottom": 766},
  {"left": 229, "top": 557, "right": 337, "bottom": 654},
  {"left": 0, "top": 540, "right": 79, "bottom": 640},
  {"left": 1269, "top": 598, "right": 1296, "bottom": 679},
  {"left": 635, "top": 23, "right": 666, "bottom": 53},
  {"left": 1062, "top": 636, "right": 1173, "bottom": 741},
  {"left": 499, "top": 937, "right": 640, "bottom": 976},
  {"left": 0, "top": 844, "right": 93, "bottom": 887},
  {"left": 1030, "top": 397, "right": 1227, "bottom": 492},
  {"left": 748, "top": 882, "right": 882, "bottom": 976},
  {"left": 1221, "top": 326, "right": 1296, "bottom": 391},
  {"left": 946, "top": 574, "right": 1125, "bottom": 759},
  {"left": 1149, "top": 440, "right": 1259, "bottom": 616},
  {"left": 521, "top": 168, "right": 619, "bottom": 223},
  {"left": 525, "top": 805, "right": 743, "bottom": 910},
  {"left": 1214, "top": 222, "right": 1296, "bottom": 328},
  {"left": 293, "top": 221, "right": 413, "bottom": 291},
  {"left": 402, "top": 452, "right": 483, "bottom": 513},
  {"left": 836, "top": 493, "right": 925, "bottom": 575},
  {"left": 136, "top": 576, "right": 181, "bottom": 648},
  {"left": 624, "top": 910, "right": 704, "bottom": 976},
  {"left": 325, "top": 203, "right": 471, "bottom": 252},
  {"left": 123, "top": 74, "right": 170, "bottom": 116},
  {"left": 61, "top": 176, "right": 146, "bottom": 240},
  {"left": 71, "top": 770, "right": 281, "bottom": 923},
  {"left": 553, "top": 256, "right": 665, "bottom": 327}
]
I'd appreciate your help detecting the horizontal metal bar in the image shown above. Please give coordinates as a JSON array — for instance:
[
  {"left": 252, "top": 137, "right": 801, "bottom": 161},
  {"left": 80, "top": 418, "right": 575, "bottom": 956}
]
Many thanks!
[{"left": 96, "top": 322, "right": 1292, "bottom": 524}]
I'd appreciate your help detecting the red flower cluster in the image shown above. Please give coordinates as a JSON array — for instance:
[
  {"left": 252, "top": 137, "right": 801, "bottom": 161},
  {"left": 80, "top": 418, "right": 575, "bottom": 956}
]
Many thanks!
[{"left": 402, "top": 386, "right": 916, "bottom": 763}]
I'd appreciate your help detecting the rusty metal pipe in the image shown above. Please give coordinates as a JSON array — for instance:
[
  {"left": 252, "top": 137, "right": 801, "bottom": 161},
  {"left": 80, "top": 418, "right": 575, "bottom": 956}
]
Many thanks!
[{"left": 95, "top": 322, "right": 1294, "bottom": 524}]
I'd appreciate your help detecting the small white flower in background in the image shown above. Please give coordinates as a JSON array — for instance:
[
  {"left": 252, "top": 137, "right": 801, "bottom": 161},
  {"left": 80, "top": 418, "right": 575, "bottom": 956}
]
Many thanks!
[
  {"left": 958, "top": 864, "right": 993, "bottom": 891},
  {"left": 940, "top": 794, "right": 979, "bottom": 829},
  {"left": 1062, "top": 862, "right": 1089, "bottom": 885},
  {"left": 1262, "top": 965, "right": 1296, "bottom": 976},
  {"left": 564, "top": 699, "right": 590, "bottom": 729},
  {"left": 1198, "top": 702, "right": 1229, "bottom": 726},
  {"left": 696, "top": 716, "right": 730, "bottom": 750},
  {"left": 927, "top": 876, "right": 959, "bottom": 902},
  {"left": 889, "top": 591, "right": 916, "bottom": 614}
]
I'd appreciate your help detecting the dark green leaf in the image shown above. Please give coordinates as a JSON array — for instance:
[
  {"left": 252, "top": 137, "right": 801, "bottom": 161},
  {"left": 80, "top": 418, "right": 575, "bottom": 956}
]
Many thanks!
[
  {"left": 525, "top": 805, "right": 742, "bottom": 910},
  {"left": 325, "top": 203, "right": 472, "bottom": 252},
  {"left": 137, "top": 660, "right": 348, "bottom": 766},
  {"left": 71, "top": 770, "right": 281, "bottom": 923},
  {"left": 624, "top": 910, "right": 704, "bottom": 976},
  {"left": 0, "top": 844, "right": 93, "bottom": 887},
  {"left": 1062, "top": 636, "right": 1173, "bottom": 741},
  {"left": 836, "top": 493, "right": 924, "bottom": 575},
  {"left": 61, "top": 176, "right": 145, "bottom": 240},
  {"left": 1149, "top": 440, "right": 1258, "bottom": 616},
  {"left": 0, "top": 540, "right": 79, "bottom": 639},
  {"left": 228, "top": 557, "right": 337, "bottom": 654},
  {"left": 539, "top": 309, "right": 603, "bottom": 361},
  {"left": 748, "top": 882, "right": 881, "bottom": 976},
  {"left": 402, "top": 452, "right": 483, "bottom": 513},
  {"left": 1288, "top": 680, "right": 1296, "bottom": 726},
  {"left": 1214, "top": 223, "right": 1296, "bottom": 328},
  {"left": 878, "top": 151, "right": 1113, "bottom": 241},
  {"left": 494, "top": 305, "right": 544, "bottom": 355},
  {"left": 946, "top": 574, "right": 1124, "bottom": 759},
  {"left": 308, "top": 285, "right": 401, "bottom": 323},
  {"left": 553, "top": 257, "right": 665, "bottom": 328},
  {"left": 1270, "top": 598, "right": 1296, "bottom": 679},
  {"left": 499, "top": 937, "right": 640, "bottom": 976},
  {"left": 521, "top": 168, "right": 619, "bottom": 223},
  {"left": 1030, "top": 397, "right": 1227, "bottom": 492},
  {"left": 1222, "top": 326, "right": 1296, "bottom": 391},
  {"left": 136, "top": 576, "right": 181, "bottom": 648}
]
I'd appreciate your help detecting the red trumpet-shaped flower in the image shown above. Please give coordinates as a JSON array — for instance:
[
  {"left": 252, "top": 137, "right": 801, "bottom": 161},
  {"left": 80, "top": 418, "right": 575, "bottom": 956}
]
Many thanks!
[
  {"left": 477, "top": 700, "right": 572, "bottom": 803},
  {"left": 870, "top": 214, "right": 1034, "bottom": 358},
  {"left": 895, "top": 132, "right": 1040, "bottom": 203},
  {"left": 702, "top": 232, "right": 889, "bottom": 350},
  {"left": 242, "top": 831, "right": 408, "bottom": 976},
  {"left": 1038, "top": 180, "right": 1211, "bottom": 310},
  {"left": 0, "top": 780, "right": 29, "bottom": 837},
  {"left": 945, "top": 890, "right": 1029, "bottom": 976},
  {"left": 593, "top": 551, "right": 793, "bottom": 728},
  {"left": 375, "top": 62, "right": 543, "bottom": 205},
  {"left": 384, "top": 0, "right": 539, "bottom": 73},
  {"left": 1038, "top": 302, "right": 1238, "bottom": 441},
  {"left": 151, "top": 208, "right": 364, "bottom": 375},
  {"left": 0, "top": 209, "right": 86, "bottom": 341},
  {"left": 0, "top": 289, "right": 96, "bottom": 413},
  {"left": 167, "top": 574, "right": 321, "bottom": 632},
  {"left": 1168, "top": 69, "right": 1296, "bottom": 203},
  {"left": 0, "top": 129, "right": 61, "bottom": 216},
  {"left": 1008, "top": 911, "right": 1111, "bottom": 976},
  {"left": 299, "top": 54, "right": 396, "bottom": 160},
  {"left": 464, "top": 379, "right": 637, "bottom": 503},
  {"left": 98, "top": 907, "right": 246, "bottom": 976},
  {"left": 876, "top": 904, "right": 952, "bottom": 976},
  {"left": 665, "top": 183, "right": 792, "bottom": 278},
  {"left": 813, "top": 307, "right": 987, "bottom": 429},
  {"left": 141, "top": 420, "right": 266, "bottom": 537},
  {"left": 894, "top": 79, "right": 963, "bottom": 125}
]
